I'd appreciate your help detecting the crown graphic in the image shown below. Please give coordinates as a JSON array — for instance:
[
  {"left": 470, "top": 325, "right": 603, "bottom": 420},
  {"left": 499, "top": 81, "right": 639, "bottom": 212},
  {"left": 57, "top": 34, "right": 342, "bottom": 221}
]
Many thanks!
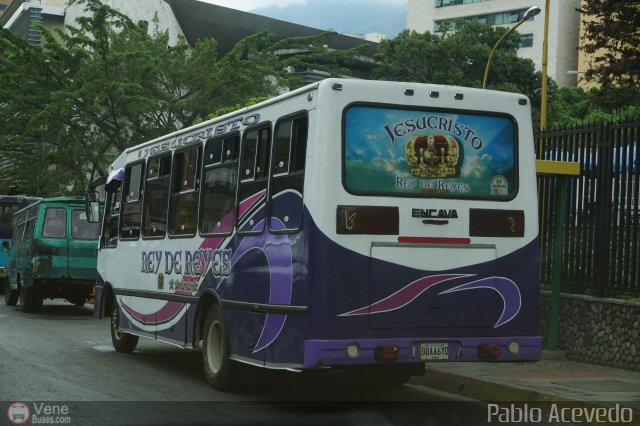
[{"left": 405, "top": 134, "right": 462, "bottom": 179}]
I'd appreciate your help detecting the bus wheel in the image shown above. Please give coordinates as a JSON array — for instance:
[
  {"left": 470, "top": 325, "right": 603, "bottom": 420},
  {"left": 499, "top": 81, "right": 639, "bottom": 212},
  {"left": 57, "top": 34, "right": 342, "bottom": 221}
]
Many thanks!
[
  {"left": 202, "top": 304, "right": 238, "bottom": 391},
  {"left": 110, "top": 302, "right": 138, "bottom": 353},
  {"left": 72, "top": 296, "right": 86, "bottom": 307},
  {"left": 4, "top": 280, "right": 19, "bottom": 306},
  {"left": 21, "top": 285, "right": 42, "bottom": 313}
]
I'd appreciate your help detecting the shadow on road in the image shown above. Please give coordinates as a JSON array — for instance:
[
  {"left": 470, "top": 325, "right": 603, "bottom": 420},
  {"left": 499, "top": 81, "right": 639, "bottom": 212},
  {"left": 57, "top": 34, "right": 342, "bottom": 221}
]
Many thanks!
[{"left": 8, "top": 302, "right": 93, "bottom": 319}]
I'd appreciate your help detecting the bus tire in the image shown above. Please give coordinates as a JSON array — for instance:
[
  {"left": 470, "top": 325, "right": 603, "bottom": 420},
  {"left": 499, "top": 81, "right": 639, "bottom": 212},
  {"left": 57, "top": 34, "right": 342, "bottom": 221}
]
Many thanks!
[
  {"left": 21, "top": 285, "right": 42, "bottom": 313},
  {"left": 4, "top": 280, "right": 19, "bottom": 306},
  {"left": 202, "top": 304, "right": 238, "bottom": 391},
  {"left": 110, "top": 301, "right": 138, "bottom": 353}
]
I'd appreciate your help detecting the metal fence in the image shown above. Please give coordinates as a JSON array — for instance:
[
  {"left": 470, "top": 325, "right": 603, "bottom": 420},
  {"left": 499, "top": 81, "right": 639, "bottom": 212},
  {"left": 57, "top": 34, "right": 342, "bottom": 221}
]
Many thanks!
[{"left": 535, "top": 119, "right": 640, "bottom": 297}]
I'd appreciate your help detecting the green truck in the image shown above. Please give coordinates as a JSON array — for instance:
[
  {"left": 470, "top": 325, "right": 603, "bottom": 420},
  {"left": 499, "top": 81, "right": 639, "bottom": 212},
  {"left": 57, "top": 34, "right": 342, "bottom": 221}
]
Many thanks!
[{"left": 4, "top": 197, "right": 101, "bottom": 312}]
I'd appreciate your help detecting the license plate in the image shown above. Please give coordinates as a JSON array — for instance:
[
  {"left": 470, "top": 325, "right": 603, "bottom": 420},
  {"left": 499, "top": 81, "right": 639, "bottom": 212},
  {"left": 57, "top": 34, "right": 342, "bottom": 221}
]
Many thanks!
[{"left": 420, "top": 343, "right": 449, "bottom": 360}]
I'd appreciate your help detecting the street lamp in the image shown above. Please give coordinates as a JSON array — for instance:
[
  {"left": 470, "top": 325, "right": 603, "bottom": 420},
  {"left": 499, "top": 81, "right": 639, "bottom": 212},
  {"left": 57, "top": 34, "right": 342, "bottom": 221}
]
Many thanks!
[
  {"left": 482, "top": 6, "right": 542, "bottom": 89},
  {"left": 540, "top": 0, "right": 550, "bottom": 132}
]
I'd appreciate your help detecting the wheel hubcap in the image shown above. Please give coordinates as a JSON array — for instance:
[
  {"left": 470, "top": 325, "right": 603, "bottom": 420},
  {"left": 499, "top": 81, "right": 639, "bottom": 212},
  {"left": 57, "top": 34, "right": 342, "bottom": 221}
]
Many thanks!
[{"left": 206, "top": 320, "right": 223, "bottom": 374}]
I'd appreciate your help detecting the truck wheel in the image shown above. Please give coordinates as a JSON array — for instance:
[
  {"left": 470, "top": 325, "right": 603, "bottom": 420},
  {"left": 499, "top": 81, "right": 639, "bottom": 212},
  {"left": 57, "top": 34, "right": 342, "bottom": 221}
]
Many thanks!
[
  {"left": 21, "top": 285, "right": 42, "bottom": 313},
  {"left": 111, "top": 301, "right": 138, "bottom": 353},
  {"left": 4, "top": 279, "right": 19, "bottom": 306},
  {"left": 202, "top": 304, "right": 239, "bottom": 391}
]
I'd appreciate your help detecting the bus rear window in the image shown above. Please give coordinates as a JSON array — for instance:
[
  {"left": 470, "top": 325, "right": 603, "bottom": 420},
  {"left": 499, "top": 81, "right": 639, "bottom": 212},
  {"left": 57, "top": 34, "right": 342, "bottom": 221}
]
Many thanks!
[
  {"left": 0, "top": 202, "right": 18, "bottom": 227},
  {"left": 343, "top": 106, "right": 517, "bottom": 200},
  {"left": 72, "top": 210, "right": 100, "bottom": 240}
]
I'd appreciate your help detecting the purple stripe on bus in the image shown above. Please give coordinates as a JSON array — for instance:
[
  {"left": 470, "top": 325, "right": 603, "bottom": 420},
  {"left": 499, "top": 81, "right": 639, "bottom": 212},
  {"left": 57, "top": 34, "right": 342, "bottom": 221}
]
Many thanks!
[
  {"left": 231, "top": 217, "right": 293, "bottom": 352},
  {"left": 437, "top": 276, "right": 522, "bottom": 328},
  {"left": 338, "top": 274, "right": 470, "bottom": 316},
  {"left": 237, "top": 190, "right": 266, "bottom": 219},
  {"left": 121, "top": 300, "right": 186, "bottom": 325}
]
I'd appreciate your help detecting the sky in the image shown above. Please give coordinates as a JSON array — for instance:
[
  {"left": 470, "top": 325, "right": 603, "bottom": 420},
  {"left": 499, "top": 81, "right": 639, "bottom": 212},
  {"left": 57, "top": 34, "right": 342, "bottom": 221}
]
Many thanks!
[{"left": 199, "top": 0, "right": 408, "bottom": 38}]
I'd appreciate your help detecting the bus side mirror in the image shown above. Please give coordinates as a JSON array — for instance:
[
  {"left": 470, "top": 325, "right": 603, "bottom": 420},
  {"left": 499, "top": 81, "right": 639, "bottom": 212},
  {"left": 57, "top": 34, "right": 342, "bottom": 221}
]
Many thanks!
[{"left": 85, "top": 191, "right": 102, "bottom": 223}]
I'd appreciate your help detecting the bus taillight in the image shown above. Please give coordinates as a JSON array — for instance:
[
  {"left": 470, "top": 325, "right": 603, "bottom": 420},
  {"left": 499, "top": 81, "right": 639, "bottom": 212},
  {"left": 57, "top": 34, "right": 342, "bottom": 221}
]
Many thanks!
[
  {"left": 477, "top": 343, "right": 501, "bottom": 360},
  {"left": 374, "top": 345, "right": 399, "bottom": 361},
  {"left": 37, "top": 246, "right": 59, "bottom": 255}
]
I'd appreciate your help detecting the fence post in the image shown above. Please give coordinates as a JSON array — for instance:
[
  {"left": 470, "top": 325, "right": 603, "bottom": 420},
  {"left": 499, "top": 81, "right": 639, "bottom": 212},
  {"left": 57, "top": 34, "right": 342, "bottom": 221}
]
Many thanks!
[
  {"left": 548, "top": 176, "right": 568, "bottom": 350},
  {"left": 594, "top": 123, "right": 612, "bottom": 297},
  {"left": 536, "top": 160, "right": 580, "bottom": 351}
]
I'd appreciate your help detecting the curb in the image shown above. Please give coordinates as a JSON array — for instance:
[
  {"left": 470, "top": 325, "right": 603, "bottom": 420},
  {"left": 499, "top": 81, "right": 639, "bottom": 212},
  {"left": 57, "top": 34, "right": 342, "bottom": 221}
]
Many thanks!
[
  {"left": 411, "top": 367, "right": 640, "bottom": 424},
  {"left": 410, "top": 367, "right": 566, "bottom": 402}
]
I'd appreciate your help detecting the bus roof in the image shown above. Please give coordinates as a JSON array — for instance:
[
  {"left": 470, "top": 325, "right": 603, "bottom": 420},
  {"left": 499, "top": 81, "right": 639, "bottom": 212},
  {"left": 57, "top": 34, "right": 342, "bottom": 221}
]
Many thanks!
[
  {"left": 11, "top": 196, "right": 86, "bottom": 216},
  {"left": 120, "top": 79, "right": 529, "bottom": 158}
]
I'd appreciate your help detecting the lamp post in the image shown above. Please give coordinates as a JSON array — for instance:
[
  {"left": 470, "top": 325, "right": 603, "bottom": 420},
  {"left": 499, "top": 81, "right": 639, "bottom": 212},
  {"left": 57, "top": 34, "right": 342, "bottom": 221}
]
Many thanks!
[
  {"left": 540, "top": 0, "right": 550, "bottom": 132},
  {"left": 482, "top": 6, "right": 542, "bottom": 89}
]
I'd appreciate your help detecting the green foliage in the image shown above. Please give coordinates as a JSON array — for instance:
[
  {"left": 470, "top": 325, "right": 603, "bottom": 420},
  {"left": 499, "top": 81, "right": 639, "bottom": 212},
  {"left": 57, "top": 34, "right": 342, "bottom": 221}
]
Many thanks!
[
  {"left": 206, "top": 97, "right": 270, "bottom": 121},
  {"left": 578, "top": 1, "right": 640, "bottom": 112},
  {"left": 371, "top": 23, "right": 555, "bottom": 128},
  {"left": 547, "top": 86, "right": 640, "bottom": 128},
  {"left": 0, "top": 0, "right": 365, "bottom": 197},
  {"left": 579, "top": 0, "right": 640, "bottom": 88}
]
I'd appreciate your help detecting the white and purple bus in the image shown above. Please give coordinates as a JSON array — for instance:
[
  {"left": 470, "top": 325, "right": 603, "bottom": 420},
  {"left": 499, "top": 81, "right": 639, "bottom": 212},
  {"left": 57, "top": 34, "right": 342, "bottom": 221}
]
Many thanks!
[{"left": 87, "top": 79, "right": 541, "bottom": 391}]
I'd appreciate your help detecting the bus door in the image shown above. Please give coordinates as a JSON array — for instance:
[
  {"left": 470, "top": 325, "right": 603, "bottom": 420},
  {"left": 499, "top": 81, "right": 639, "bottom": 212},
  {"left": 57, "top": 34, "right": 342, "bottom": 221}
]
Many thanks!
[
  {"left": 41, "top": 206, "right": 68, "bottom": 279},
  {"left": 341, "top": 104, "right": 537, "bottom": 332},
  {"left": 69, "top": 208, "right": 101, "bottom": 282}
]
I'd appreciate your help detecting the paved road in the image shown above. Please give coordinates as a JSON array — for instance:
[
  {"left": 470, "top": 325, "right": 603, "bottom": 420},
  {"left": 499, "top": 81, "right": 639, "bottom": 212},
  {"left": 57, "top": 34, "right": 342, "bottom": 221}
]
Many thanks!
[{"left": 0, "top": 299, "right": 486, "bottom": 425}]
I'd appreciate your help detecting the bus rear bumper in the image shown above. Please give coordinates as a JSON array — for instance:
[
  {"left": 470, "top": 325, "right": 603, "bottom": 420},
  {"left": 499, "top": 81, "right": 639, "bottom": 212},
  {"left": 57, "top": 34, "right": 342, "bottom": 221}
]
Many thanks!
[{"left": 303, "top": 336, "right": 542, "bottom": 368}]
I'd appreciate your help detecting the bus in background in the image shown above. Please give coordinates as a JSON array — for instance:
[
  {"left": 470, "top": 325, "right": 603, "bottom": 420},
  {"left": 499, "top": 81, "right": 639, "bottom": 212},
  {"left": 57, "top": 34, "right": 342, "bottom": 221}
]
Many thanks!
[
  {"left": 87, "top": 79, "right": 540, "bottom": 391},
  {"left": 5, "top": 197, "right": 102, "bottom": 312},
  {"left": 0, "top": 195, "right": 40, "bottom": 293}
]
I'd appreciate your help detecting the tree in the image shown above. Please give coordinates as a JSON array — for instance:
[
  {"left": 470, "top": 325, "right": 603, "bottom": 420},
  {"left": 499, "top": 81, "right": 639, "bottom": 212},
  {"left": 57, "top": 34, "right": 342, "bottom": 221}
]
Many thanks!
[
  {"left": 546, "top": 86, "right": 640, "bottom": 128},
  {"left": 372, "top": 22, "right": 554, "bottom": 127},
  {"left": 0, "top": 0, "right": 366, "bottom": 196},
  {"left": 580, "top": 0, "right": 640, "bottom": 88}
]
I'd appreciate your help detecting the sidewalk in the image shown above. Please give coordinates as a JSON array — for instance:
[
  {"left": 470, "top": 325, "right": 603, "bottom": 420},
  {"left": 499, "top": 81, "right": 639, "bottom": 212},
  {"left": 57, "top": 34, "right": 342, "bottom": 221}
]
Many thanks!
[{"left": 411, "top": 351, "right": 640, "bottom": 418}]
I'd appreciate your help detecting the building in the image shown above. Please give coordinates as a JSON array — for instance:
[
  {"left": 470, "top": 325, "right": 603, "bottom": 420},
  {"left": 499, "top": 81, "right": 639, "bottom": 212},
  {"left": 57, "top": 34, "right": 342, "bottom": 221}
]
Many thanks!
[
  {"left": 65, "top": 0, "right": 186, "bottom": 46},
  {"left": 1, "top": 0, "right": 377, "bottom": 82},
  {"left": 0, "top": 0, "right": 12, "bottom": 16},
  {"left": 406, "top": 0, "right": 581, "bottom": 87},
  {"left": 0, "top": 0, "right": 67, "bottom": 44}
]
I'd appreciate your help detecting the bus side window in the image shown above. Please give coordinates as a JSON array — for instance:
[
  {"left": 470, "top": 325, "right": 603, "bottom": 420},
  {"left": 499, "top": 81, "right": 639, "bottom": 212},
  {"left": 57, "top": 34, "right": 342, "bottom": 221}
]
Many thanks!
[
  {"left": 270, "top": 114, "right": 308, "bottom": 232},
  {"left": 25, "top": 207, "right": 38, "bottom": 241},
  {"left": 42, "top": 208, "right": 66, "bottom": 238},
  {"left": 14, "top": 212, "right": 27, "bottom": 243},
  {"left": 120, "top": 162, "right": 144, "bottom": 240},
  {"left": 142, "top": 154, "right": 171, "bottom": 238},
  {"left": 237, "top": 127, "right": 270, "bottom": 235},
  {"left": 24, "top": 218, "right": 36, "bottom": 241},
  {"left": 169, "top": 146, "right": 201, "bottom": 237},
  {"left": 102, "top": 182, "right": 122, "bottom": 248},
  {"left": 200, "top": 135, "right": 238, "bottom": 235}
]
